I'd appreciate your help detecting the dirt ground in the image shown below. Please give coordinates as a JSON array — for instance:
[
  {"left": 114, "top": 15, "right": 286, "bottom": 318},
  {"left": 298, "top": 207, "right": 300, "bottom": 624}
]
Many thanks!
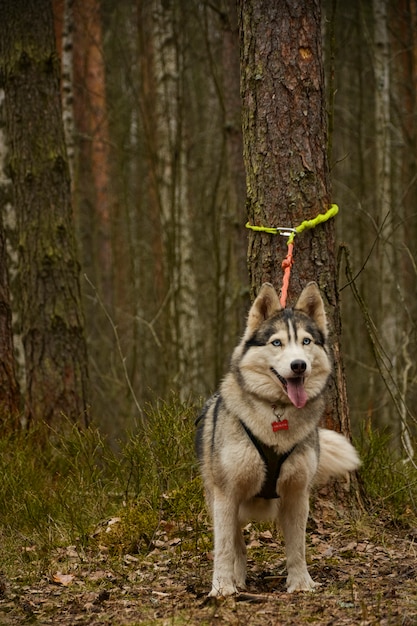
[{"left": 1, "top": 508, "right": 416, "bottom": 626}]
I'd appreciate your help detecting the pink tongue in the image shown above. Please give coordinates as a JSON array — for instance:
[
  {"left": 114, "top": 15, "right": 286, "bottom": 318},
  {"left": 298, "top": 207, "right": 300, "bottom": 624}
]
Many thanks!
[{"left": 286, "top": 378, "right": 307, "bottom": 408}]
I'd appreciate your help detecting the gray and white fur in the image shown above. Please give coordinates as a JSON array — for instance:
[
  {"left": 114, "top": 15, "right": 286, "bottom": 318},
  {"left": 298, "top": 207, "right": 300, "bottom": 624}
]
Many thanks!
[{"left": 196, "top": 282, "right": 360, "bottom": 597}]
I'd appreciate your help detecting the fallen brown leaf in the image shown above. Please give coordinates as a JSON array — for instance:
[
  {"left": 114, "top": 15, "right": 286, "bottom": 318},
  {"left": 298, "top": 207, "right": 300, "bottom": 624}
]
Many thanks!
[{"left": 52, "top": 572, "right": 75, "bottom": 587}]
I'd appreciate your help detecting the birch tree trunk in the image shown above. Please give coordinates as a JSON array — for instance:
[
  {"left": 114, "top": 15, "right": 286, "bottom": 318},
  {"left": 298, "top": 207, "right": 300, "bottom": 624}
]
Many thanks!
[
  {"left": 392, "top": 0, "right": 417, "bottom": 452},
  {"left": 238, "top": 0, "right": 350, "bottom": 435},
  {"left": 373, "top": 0, "right": 413, "bottom": 453},
  {"left": 372, "top": 0, "right": 396, "bottom": 430},
  {"left": 152, "top": 0, "right": 201, "bottom": 397},
  {"left": 0, "top": 0, "right": 89, "bottom": 430},
  {"left": 53, "top": 0, "right": 76, "bottom": 183}
]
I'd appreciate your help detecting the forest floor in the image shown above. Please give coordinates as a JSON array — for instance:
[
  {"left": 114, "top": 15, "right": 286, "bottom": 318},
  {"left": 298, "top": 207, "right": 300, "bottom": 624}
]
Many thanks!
[{"left": 1, "top": 501, "right": 416, "bottom": 626}]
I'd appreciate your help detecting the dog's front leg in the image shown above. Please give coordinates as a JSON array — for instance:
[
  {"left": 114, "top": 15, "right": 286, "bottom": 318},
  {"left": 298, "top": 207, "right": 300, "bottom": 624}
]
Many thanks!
[
  {"left": 209, "top": 489, "right": 243, "bottom": 597},
  {"left": 279, "top": 484, "right": 318, "bottom": 592}
]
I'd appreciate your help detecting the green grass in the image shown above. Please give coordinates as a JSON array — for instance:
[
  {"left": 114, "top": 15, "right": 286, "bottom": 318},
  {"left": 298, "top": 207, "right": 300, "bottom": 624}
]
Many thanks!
[
  {"left": 0, "top": 398, "right": 416, "bottom": 587},
  {"left": 0, "top": 396, "right": 204, "bottom": 583},
  {"left": 356, "top": 425, "right": 417, "bottom": 526},
  {"left": 0, "top": 425, "right": 115, "bottom": 580}
]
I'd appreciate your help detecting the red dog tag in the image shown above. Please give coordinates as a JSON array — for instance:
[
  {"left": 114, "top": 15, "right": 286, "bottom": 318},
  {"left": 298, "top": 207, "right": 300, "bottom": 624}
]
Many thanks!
[{"left": 272, "top": 419, "right": 289, "bottom": 432}]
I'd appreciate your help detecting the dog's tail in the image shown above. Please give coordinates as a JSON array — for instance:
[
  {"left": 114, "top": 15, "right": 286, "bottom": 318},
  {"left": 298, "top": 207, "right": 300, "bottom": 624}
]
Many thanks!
[{"left": 315, "top": 428, "right": 360, "bottom": 485}]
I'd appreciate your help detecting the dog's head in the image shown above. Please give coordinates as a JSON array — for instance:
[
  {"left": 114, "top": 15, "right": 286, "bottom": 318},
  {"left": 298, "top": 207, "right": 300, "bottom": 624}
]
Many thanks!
[{"left": 234, "top": 282, "right": 331, "bottom": 407}]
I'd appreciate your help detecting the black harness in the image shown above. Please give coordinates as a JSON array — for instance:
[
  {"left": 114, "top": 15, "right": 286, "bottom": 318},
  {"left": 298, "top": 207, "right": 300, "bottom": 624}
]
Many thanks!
[
  {"left": 196, "top": 394, "right": 296, "bottom": 500},
  {"left": 240, "top": 420, "right": 296, "bottom": 499}
]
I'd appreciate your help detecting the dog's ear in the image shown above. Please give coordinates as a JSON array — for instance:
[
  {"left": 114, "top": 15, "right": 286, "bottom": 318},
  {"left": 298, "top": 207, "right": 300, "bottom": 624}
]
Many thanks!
[
  {"left": 244, "top": 283, "right": 282, "bottom": 337},
  {"left": 295, "top": 282, "right": 328, "bottom": 337}
]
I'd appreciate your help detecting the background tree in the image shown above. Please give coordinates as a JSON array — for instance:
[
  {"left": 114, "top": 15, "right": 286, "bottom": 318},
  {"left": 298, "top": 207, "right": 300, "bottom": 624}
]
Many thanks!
[
  {"left": 238, "top": 0, "right": 350, "bottom": 436},
  {"left": 52, "top": 0, "right": 76, "bottom": 181},
  {"left": 0, "top": 0, "right": 89, "bottom": 430},
  {"left": 52, "top": 0, "right": 249, "bottom": 433},
  {"left": 0, "top": 0, "right": 414, "bottom": 449},
  {"left": 329, "top": 0, "right": 417, "bottom": 453},
  {"left": 144, "top": 0, "right": 201, "bottom": 399},
  {"left": 73, "top": 0, "right": 114, "bottom": 313},
  {"left": 0, "top": 86, "right": 20, "bottom": 429},
  {"left": 0, "top": 215, "right": 20, "bottom": 429}
]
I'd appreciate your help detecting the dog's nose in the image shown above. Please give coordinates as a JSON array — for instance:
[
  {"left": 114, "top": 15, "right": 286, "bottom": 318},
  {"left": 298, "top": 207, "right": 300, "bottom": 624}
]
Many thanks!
[{"left": 291, "top": 359, "right": 307, "bottom": 375}]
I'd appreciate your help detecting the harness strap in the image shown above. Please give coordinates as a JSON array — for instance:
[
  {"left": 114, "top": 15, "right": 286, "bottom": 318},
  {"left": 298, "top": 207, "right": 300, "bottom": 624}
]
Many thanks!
[{"left": 240, "top": 420, "right": 296, "bottom": 499}]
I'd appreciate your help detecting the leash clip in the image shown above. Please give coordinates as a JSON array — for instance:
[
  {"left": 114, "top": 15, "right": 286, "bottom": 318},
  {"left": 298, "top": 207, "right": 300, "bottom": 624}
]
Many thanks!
[{"left": 276, "top": 226, "right": 296, "bottom": 238}]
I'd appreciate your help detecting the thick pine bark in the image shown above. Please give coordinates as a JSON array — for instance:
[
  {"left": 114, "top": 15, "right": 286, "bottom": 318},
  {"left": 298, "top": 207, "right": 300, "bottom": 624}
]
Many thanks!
[
  {"left": 0, "top": 0, "right": 89, "bottom": 429},
  {"left": 238, "top": 0, "right": 349, "bottom": 435}
]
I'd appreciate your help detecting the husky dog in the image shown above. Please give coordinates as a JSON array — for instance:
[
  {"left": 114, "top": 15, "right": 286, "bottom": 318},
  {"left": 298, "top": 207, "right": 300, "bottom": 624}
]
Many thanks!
[{"left": 196, "top": 282, "right": 360, "bottom": 597}]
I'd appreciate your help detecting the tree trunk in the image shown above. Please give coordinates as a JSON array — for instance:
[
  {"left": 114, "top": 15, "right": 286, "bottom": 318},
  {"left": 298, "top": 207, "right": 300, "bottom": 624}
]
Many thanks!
[
  {"left": 221, "top": 0, "right": 250, "bottom": 356},
  {"left": 52, "top": 0, "right": 76, "bottom": 184},
  {"left": 151, "top": 0, "right": 201, "bottom": 398},
  {"left": 0, "top": 0, "right": 89, "bottom": 430},
  {"left": 0, "top": 83, "right": 21, "bottom": 430},
  {"left": 0, "top": 213, "right": 20, "bottom": 429},
  {"left": 372, "top": 0, "right": 394, "bottom": 423},
  {"left": 391, "top": 0, "right": 417, "bottom": 453},
  {"left": 73, "top": 0, "right": 113, "bottom": 313},
  {"left": 238, "top": 0, "right": 350, "bottom": 436}
]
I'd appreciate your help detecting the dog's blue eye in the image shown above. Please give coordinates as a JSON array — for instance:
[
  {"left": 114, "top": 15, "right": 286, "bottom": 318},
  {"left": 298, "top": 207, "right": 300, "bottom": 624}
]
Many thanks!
[
  {"left": 271, "top": 339, "right": 282, "bottom": 347},
  {"left": 302, "top": 338, "right": 311, "bottom": 345}
]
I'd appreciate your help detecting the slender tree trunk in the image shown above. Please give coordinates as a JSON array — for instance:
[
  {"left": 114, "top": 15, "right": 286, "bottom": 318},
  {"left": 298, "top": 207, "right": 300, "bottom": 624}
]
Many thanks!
[
  {"left": 238, "top": 0, "right": 350, "bottom": 435},
  {"left": 221, "top": 0, "right": 250, "bottom": 356},
  {"left": 0, "top": 0, "right": 89, "bottom": 430},
  {"left": 73, "top": 0, "right": 113, "bottom": 312},
  {"left": 151, "top": 0, "right": 201, "bottom": 398},
  {"left": 53, "top": 0, "right": 76, "bottom": 183},
  {"left": 137, "top": 0, "right": 165, "bottom": 306},
  {"left": 377, "top": 0, "right": 416, "bottom": 454},
  {"left": 372, "top": 0, "right": 403, "bottom": 435}
]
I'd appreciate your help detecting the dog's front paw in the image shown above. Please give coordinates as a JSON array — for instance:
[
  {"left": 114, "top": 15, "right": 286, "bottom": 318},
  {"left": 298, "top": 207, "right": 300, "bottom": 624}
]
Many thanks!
[{"left": 286, "top": 572, "right": 320, "bottom": 593}]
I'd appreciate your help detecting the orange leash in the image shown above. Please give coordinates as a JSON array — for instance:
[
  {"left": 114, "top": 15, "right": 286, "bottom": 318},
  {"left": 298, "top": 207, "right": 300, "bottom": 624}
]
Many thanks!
[
  {"left": 245, "top": 205, "right": 339, "bottom": 308},
  {"left": 280, "top": 242, "right": 294, "bottom": 308}
]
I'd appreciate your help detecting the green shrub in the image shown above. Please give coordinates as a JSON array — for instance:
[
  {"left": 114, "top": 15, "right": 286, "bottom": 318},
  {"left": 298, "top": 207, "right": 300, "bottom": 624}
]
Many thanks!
[
  {"left": 121, "top": 396, "right": 200, "bottom": 503},
  {"left": 0, "top": 395, "right": 204, "bottom": 580},
  {"left": 358, "top": 425, "right": 417, "bottom": 526},
  {"left": 98, "top": 504, "right": 160, "bottom": 554}
]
